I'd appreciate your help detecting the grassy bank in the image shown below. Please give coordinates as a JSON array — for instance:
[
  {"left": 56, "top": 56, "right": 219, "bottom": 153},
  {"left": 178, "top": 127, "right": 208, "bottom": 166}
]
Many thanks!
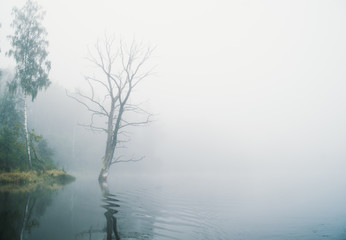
[{"left": 0, "top": 170, "right": 75, "bottom": 187}]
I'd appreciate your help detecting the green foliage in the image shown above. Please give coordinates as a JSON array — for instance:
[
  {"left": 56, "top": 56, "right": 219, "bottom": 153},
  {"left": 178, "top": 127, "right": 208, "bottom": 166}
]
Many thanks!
[
  {"left": 0, "top": 125, "right": 27, "bottom": 171},
  {"left": 0, "top": 92, "right": 26, "bottom": 171},
  {"left": 30, "top": 130, "right": 55, "bottom": 170},
  {"left": 0, "top": 90, "right": 22, "bottom": 128},
  {"left": 0, "top": 89, "right": 56, "bottom": 172},
  {"left": 7, "top": 0, "right": 51, "bottom": 101}
]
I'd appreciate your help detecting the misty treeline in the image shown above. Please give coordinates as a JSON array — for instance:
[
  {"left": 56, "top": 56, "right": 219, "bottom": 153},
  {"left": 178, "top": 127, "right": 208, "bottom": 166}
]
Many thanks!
[
  {"left": 0, "top": 75, "right": 103, "bottom": 172},
  {"left": 0, "top": 73, "right": 55, "bottom": 172},
  {"left": 0, "top": 0, "right": 154, "bottom": 177}
]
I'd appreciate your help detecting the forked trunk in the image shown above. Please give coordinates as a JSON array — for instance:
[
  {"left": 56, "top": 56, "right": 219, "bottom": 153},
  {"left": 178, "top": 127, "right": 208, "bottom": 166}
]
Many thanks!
[
  {"left": 99, "top": 106, "right": 116, "bottom": 182},
  {"left": 23, "top": 97, "right": 32, "bottom": 169}
]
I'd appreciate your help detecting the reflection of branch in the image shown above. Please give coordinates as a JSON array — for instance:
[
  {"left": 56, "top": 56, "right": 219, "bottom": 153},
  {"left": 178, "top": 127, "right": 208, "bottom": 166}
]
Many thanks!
[
  {"left": 26, "top": 197, "right": 37, "bottom": 231},
  {"left": 75, "top": 226, "right": 104, "bottom": 240}
]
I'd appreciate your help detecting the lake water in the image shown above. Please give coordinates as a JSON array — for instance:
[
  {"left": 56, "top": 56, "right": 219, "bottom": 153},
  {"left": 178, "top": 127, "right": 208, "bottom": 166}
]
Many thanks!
[{"left": 1, "top": 170, "right": 346, "bottom": 240}]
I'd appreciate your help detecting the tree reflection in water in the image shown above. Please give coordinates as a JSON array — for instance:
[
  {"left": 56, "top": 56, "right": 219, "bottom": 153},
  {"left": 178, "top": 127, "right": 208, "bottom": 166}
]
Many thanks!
[
  {"left": 100, "top": 180, "right": 120, "bottom": 240},
  {"left": 75, "top": 181, "right": 121, "bottom": 240},
  {"left": 0, "top": 187, "right": 56, "bottom": 240},
  {"left": 75, "top": 178, "right": 158, "bottom": 240}
]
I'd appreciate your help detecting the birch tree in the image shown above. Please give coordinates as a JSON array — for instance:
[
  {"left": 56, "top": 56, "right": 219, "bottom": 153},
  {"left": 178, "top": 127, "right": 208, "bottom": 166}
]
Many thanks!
[
  {"left": 7, "top": 0, "right": 51, "bottom": 169},
  {"left": 68, "top": 37, "right": 153, "bottom": 182}
]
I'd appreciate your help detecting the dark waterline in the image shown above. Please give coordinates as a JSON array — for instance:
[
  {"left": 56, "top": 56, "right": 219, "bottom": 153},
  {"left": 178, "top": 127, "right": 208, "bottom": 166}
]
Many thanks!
[{"left": 1, "top": 171, "right": 346, "bottom": 239}]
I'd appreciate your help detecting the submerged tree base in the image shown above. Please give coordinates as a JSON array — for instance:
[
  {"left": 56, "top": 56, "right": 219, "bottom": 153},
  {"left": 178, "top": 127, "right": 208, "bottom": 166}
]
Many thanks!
[{"left": 0, "top": 170, "right": 75, "bottom": 190}]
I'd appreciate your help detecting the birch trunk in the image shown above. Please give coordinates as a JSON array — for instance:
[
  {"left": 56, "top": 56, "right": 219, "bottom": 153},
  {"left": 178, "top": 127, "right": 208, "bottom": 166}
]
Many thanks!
[{"left": 23, "top": 96, "right": 32, "bottom": 169}]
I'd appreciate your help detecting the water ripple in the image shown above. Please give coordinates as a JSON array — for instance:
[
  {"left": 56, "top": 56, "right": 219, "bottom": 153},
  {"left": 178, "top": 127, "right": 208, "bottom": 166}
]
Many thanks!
[{"left": 107, "top": 177, "right": 228, "bottom": 240}]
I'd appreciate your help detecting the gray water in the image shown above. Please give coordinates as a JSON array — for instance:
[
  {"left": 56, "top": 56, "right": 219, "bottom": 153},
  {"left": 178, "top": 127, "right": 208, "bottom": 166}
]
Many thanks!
[{"left": 2, "top": 170, "right": 346, "bottom": 240}]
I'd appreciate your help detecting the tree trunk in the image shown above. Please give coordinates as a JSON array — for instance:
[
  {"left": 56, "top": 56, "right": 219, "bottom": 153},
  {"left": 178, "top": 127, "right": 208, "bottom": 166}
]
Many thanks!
[
  {"left": 98, "top": 148, "right": 115, "bottom": 182},
  {"left": 23, "top": 97, "right": 32, "bottom": 169},
  {"left": 99, "top": 164, "right": 109, "bottom": 182},
  {"left": 99, "top": 107, "right": 117, "bottom": 182}
]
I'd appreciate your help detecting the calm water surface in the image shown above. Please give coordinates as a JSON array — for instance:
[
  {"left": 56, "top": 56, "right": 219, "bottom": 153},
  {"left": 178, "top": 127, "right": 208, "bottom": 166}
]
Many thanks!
[{"left": 1, "top": 171, "right": 346, "bottom": 239}]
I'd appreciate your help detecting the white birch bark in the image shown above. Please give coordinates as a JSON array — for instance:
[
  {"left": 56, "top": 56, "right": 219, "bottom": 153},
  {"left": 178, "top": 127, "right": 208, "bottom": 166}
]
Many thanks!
[{"left": 24, "top": 97, "right": 32, "bottom": 169}]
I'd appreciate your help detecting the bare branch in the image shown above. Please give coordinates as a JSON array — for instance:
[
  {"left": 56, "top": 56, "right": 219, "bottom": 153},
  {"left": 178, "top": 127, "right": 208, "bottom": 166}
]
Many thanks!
[
  {"left": 75, "top": 89, "right": 109, "bottom": 116},
  {"left": 87, "top": 75, "right": 110, "bottom": 92},
  {"left": 66, "top": 89, "right": 107, "bottom": 116},
  {"left": 111, "top": 155, "right": 145, "bottom": 165},
  {"left": 119, "top": 114, "right": 153, "bottom": 129},
  {"left": 124, "top": 104, "right": 151, "bottom": 115},
  {"left": 77, "top": 122, "right": 107, "bottom": 133},
  {"left": 76, "top": 111, "right": 108, "bottom": 133},
  {"left": 130, "top": 47, "right": 153, "bottom": 81}
]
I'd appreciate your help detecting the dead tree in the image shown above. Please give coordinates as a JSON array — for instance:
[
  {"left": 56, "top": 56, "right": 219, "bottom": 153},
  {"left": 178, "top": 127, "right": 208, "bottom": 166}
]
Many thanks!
[{"left": 67, "top": 37, "right": 154, "bottom": 182}]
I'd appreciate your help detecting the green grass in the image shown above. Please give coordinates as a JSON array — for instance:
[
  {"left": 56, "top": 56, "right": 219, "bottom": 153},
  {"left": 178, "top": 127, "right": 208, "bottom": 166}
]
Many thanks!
[
  {"left": 43, "top": 169, "right": 76, "bottom": 185},
  {"left": 0, "top": 170, "right": 75, "bottom": 191}
]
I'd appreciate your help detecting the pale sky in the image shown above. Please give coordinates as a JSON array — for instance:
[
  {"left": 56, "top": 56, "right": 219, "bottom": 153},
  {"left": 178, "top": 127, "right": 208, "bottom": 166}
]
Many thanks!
[{"left": 1, "top": 0, "right": 346, "bottom": 173}]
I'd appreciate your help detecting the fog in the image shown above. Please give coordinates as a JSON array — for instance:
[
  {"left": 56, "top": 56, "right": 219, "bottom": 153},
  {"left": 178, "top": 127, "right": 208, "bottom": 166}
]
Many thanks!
[{"left": 1, "top": 0, "right": 346, "bottom": 177}]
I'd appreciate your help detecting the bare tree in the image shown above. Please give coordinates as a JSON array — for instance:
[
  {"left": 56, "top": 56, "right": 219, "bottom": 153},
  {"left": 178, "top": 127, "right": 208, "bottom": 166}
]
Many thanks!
[{"left": 67, "top": 37, "right": 154, "bottom": 182}]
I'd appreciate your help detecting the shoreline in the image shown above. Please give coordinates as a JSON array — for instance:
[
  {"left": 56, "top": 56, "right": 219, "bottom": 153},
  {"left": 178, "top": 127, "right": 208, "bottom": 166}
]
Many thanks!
[{"left": 0, "top": 170, "right": 75, "bottom": 191}]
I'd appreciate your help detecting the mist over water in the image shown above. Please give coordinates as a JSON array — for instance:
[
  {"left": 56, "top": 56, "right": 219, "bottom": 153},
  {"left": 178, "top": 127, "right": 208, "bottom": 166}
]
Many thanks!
[
  {"left": 2, "top": 172, "right": 345, "bottom": 240},
  {"left": 1, "top": 0, "right": 346, "bottom": 239}
]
